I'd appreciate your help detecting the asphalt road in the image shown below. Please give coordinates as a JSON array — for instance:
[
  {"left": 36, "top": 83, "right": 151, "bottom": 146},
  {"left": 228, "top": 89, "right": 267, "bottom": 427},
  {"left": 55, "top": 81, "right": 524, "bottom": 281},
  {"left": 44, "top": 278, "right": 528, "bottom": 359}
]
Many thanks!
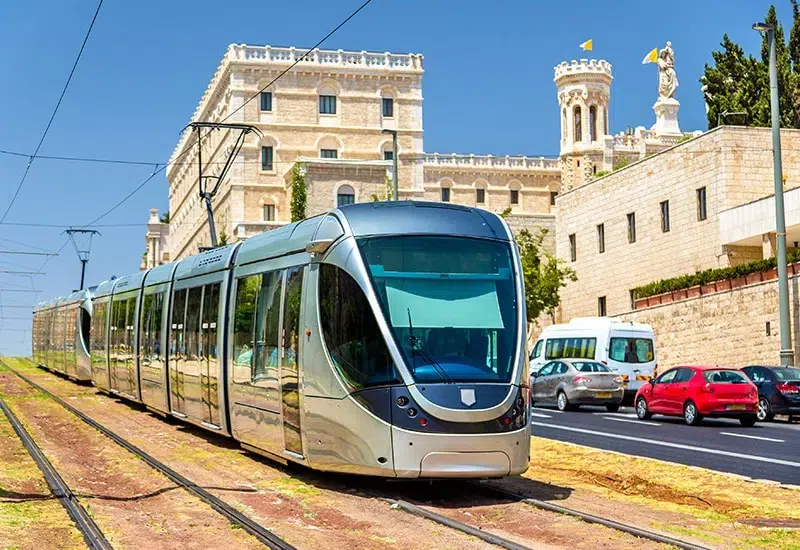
[{"left": 530, "top": 404, "right": 800, "bottom": 485}]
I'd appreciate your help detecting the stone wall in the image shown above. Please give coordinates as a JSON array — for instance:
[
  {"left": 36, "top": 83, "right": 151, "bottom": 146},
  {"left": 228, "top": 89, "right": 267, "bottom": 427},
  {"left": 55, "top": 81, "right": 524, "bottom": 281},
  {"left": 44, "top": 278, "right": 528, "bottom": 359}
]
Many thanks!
[{"left": 616, "top": 276, "right": 800, "bottom": 368}]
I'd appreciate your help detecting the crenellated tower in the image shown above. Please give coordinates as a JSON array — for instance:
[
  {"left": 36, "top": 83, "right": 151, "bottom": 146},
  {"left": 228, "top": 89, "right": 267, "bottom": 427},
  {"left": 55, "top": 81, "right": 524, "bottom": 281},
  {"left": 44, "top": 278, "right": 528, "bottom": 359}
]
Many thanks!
[{"left": 554, "top": 59, "right": 612, "bottom": 191}]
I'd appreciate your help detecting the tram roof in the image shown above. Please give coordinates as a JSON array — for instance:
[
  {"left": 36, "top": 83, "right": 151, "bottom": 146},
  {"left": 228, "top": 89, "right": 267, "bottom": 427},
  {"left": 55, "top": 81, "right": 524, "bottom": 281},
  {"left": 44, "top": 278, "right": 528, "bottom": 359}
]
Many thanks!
[
  {"left": 338, "top": 201, "right": 511, "bottom": 241},
  {"left": 143, "top": 261, "right": 178, "bottom": 287},
  {"left": 92, "top": 278, "right": 117, "bottom": 298}
]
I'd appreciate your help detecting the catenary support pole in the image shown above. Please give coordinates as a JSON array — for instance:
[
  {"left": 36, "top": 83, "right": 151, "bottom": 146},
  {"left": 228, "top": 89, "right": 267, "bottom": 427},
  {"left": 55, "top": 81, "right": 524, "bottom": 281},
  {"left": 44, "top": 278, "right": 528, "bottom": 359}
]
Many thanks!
[{"left": 392, "top": 130, "right": 399, "bottom": 201}]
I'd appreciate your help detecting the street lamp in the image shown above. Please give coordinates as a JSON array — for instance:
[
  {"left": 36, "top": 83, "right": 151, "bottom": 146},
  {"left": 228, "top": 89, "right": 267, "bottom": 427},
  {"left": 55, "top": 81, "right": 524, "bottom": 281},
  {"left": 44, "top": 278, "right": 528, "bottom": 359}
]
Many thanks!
[
  {"left": 754, "top": 21, "right": 794, "bottom": 365},
  {"left": 382, "top": 129, "right": 399, "bottom": 201}
]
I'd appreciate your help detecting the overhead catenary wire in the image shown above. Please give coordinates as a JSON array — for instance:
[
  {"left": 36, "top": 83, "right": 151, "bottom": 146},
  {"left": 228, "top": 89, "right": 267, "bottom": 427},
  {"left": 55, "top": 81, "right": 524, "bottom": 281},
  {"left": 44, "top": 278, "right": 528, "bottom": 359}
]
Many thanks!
[{"left": 0, "top": 0, "right": 104, "bottom": 225}]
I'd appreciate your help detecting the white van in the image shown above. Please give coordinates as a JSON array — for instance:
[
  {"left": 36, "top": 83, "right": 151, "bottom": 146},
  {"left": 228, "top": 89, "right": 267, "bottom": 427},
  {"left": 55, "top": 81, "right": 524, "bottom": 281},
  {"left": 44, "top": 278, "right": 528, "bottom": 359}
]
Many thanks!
[{"left": 529, "top": 317, "right": 657, "bottom": 401}]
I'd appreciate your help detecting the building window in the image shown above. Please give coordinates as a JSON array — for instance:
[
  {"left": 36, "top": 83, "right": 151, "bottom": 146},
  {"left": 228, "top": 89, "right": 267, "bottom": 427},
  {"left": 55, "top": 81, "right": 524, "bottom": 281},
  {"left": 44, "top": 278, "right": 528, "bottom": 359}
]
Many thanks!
[
  {"left": 510, "top": 189, "right": 519, "bottom": 205},
  {"left": 629, "top": 290, "right": 636, "bottom": 310},
  {"left": 337, "top": 185, "right": 355, "bottom": 207},
  {"left": 320, "top": 149, "right": 338, "bottom": 159},
  {"left": 569, "top": 233, "right": 576, "bottom": 262},
  {"left": 627, "top": 212, "right": 636, "bottom": 243},
  {"left": 319, "top": 95, "right": 337, "bottom": 115},
  {"left": 550, "top": 191, "right": 558, "bottom": 206},
  {"left": 441, "top": 187, "right": 451, "bottom": 202},
  {"left": 383, "top": 150, "right": 393, "bottom": 161},
  {"left": 660, "top": 200, "right": 670, "bottom": 232},
  {"left": 697, "top": 187, "right": 707, "bottom": 221},
  {"left": 263, "top": 204, "right": 275, "bottom": 221},
  {"left": 598, "top": 296, "right": 607, "bottom": 317},
  {"left": 476, "top": 188, "right": 485, "bottom": 204},
  {"left": 573, "top": 105, "right": 582, "bottom": 142},
  {"left": 561, "top": 108, "right": 567, "bottom": 139},
  {"left": 261, "top": 146, "right": 273, "bottom": 171},
  {"left": 382, "top": 97, "right": 393, "bottom": 118},
  {"left": 589, "top": 105, "right": 597, "bottom": 142},
  {"left": 597, "top": 223, "right": 605, "bottom": 253},
  {"left": 260, "top": 91, "right": 272, "bottom": 112}
]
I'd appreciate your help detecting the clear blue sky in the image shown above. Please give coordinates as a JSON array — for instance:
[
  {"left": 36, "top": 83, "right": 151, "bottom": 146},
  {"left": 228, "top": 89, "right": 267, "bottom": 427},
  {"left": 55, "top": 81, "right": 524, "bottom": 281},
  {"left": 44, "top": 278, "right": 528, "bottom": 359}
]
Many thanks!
[{"left": 0, "top": 0, "right": 786, "bottom": 355}]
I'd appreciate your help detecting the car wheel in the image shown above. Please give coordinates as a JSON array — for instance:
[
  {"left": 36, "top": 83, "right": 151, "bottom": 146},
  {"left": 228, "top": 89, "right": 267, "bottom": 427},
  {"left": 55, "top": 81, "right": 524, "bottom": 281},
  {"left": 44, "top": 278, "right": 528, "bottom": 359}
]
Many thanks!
[
  {"left": 556, "top": 391, "right": 570, "bottom": 412},
  {"left": 740, "top": 414, "right": 757, "bottom": 427},
  {"left": 635, "top": 397, "right": 652, "bottom": 420},
  {"left": 683, "top": 401, "right": 702, "bottom": 426},
  {"left": 606, "top": 403, "right": 620, "bottom": 413},
  {"left": 757, "top": 397, "right": 774, "bottom": 422}
]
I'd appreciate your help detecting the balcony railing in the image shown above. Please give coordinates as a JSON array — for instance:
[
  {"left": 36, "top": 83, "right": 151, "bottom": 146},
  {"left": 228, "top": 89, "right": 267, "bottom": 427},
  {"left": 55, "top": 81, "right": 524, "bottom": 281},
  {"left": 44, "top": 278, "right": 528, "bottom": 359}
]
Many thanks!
[
  {"left": 422, "top": 153, "right": 559, "bottom": 170},
  {"left": 228, "top": 45, "right": 424, "bottom": 72}
]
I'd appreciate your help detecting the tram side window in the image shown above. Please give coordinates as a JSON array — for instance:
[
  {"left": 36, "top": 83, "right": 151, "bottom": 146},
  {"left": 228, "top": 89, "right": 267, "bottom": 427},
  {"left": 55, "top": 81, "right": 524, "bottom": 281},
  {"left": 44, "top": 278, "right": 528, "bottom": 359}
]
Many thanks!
[
  {"left": 254, "top": 271, "right": 283, "bottom": 382},
  {"left": 185, "top": 287, "right": 203, "bottom": 362},
  {"left": 140, "top": 292, "right": 165, "bottom": 361},
  {"left": 319, "top": 264, "right": 400, "bottom": 389},
  {"left": 233, "top": 275, "right": 260, "bottom": 381},
  {"left": 202, "top": 283, "right": 220, "bottom": 361},
  {"left": 170, "top": 289, "right": 188, "bottom": 362},
  {"left": 544, "top": 337, "right": 597, "bottom": 360}
]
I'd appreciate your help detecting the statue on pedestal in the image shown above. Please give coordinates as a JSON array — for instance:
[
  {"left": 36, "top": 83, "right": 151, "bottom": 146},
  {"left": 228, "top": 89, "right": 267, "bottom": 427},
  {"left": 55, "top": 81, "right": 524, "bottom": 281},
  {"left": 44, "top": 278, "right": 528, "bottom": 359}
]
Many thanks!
[{"left": 658, "top": 41, "right": 678, "bottom": 99}]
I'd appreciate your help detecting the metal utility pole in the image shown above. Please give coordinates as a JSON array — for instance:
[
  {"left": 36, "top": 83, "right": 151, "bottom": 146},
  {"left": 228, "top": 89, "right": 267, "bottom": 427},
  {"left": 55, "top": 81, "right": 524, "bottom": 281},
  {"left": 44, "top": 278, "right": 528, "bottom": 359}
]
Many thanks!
[
  {"left": 754, "top": 21, "right": 793, "bottom": 365},
  {"left": 186, "top": 122, "right": 262, "bottom": 248},
  {"left": 63, "top": 228, "right": 100, "bottom": 290},
  {"left": 382, "top": 129, "right": 399, "bottom": 200}
]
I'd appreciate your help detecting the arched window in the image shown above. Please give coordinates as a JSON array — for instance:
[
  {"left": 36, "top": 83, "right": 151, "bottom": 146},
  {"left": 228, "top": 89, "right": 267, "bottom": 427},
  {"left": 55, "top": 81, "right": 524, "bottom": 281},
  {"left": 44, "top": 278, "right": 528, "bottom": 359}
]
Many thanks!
[
  {"left": 318, "top": 84, "right": 338, "bottom": 115},
  {"left": 573, "top": 105, "right": 582, "bottom": 143},
  {"left": 440, "top": 180, "right": 452, "bottom": 202},
  {"left": 589, "top": 106, "right": 597, "bottom": 142},
  {"left": 604, "top": 107, "right": 609, "bottom": 135},
  {"left": 380, "top": 87, "right": 395, "bottom": 119},
  {"left": 474, "top": 180, "right": 487, "bottom": 205},
  {"left": 337, "top": 185, "right": 355, "bottom": 207},
  {"left": 381, "top": 141, "right": 395, "bottom": 161},
  {"left": 561, "top": 108, "right": 567, "bottom": 139},
  {"left": 318, "top": 136, "right": 341, "bottom": 159}
]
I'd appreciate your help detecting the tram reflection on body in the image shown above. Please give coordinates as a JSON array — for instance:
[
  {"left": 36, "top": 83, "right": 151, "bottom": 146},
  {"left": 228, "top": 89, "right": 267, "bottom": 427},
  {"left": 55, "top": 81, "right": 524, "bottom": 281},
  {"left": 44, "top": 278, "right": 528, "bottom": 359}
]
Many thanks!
[{"left": 32, "top": 201, "right": 530, "bottom": 478}]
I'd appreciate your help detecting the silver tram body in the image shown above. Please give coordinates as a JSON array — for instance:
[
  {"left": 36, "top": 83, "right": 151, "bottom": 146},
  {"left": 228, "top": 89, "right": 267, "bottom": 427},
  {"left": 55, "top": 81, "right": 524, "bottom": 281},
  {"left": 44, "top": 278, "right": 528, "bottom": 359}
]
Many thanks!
[
  {"left": 32, "top": 202, "right": 530, "bottom": 478},
  {"left": 33, "top": 290, "right": 92, "bottom": 381}
]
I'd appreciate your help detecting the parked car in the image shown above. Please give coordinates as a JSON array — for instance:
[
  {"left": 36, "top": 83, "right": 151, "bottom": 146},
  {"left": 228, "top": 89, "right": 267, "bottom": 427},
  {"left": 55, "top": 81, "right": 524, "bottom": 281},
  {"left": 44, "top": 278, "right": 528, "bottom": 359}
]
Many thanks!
[
  {"left": 635, "top": 365, "right": 758, "bottom": 426},
  {"left": 531, "top": 359, "right": 625, "bottom": 411},
  {"left": 529, "top": 318, "right": 656, "bottom": 404},
  {"left": 741, "top": 365, "right": 800, "bottom": 421}
]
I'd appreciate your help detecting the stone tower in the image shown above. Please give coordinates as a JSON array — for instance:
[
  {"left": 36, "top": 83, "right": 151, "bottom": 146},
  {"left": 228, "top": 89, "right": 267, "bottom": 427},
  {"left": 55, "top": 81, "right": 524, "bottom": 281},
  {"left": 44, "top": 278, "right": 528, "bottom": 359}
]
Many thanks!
[{"left": 554, "top": 59, "right": 613, "bottom": 191}]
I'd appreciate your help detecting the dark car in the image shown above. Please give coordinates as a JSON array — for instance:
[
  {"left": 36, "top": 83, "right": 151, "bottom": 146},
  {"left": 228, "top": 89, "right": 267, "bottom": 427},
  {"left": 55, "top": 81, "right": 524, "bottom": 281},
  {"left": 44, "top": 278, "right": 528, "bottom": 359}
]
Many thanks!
[{"left": 741, "top": 366, "right": 800, "bottom": 421}]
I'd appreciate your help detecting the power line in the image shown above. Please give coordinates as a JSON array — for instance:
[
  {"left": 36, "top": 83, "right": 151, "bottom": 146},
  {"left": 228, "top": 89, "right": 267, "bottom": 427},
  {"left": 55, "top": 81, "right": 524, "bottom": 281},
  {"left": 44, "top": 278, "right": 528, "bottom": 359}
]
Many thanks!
[
  {"left": 219, "top": 0, "right": 374, "bottom": 124},
  {"left": 0, "top": 0, "right": 104, "bottom": 225},
  {"left": 0, "top": 250, "right": 57, "bottom": 256},
  {"left": 0, "top": 235, "right": 53, "bottom": 252},
  {"left": 0, "top": 289, "right": 41, "bottom": 293}
]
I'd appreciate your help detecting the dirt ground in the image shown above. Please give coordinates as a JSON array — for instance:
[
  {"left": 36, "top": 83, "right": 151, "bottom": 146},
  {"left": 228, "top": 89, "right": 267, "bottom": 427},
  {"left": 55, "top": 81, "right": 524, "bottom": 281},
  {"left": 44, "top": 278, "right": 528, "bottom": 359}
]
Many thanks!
[{"left": 0, "top": 358, "right": 673, "bottom": 550}]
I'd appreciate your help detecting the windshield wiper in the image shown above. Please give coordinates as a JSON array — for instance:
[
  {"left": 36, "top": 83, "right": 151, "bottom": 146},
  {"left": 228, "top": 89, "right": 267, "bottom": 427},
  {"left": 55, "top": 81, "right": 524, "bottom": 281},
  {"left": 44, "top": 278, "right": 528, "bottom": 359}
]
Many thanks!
[{"left": 407, "top": 308, "right": 453, "bottom": 384}]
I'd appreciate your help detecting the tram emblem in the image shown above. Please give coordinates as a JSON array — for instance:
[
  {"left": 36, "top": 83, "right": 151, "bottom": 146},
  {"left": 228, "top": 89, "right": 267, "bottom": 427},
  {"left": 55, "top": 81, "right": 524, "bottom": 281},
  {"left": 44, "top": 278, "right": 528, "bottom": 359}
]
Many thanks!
[{"left": 460, "top": 388, "right": 476, "bottom": 407}]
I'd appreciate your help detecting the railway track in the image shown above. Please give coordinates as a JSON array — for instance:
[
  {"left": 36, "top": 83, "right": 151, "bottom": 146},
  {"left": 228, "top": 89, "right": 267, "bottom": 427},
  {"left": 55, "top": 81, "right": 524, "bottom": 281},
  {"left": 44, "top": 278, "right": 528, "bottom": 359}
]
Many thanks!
[
  {"left": 470, "top": 481, "right": 711, "bottom": 550},
  {"left": 1, "top": 359, "right": 296, "bottom": 550},
  {"left": 0, "top": 395, "right": 112, "bottom": 550},
  {"left": 4, "top": 359, "right": 712, "bottom": 550}
]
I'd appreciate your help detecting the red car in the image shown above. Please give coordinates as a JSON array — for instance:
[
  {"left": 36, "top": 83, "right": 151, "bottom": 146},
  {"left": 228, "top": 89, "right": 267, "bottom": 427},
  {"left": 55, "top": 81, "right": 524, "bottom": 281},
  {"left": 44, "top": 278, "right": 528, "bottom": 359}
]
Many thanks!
[{"left": 635, "top": 365, "right": 758, "bottom": 426}]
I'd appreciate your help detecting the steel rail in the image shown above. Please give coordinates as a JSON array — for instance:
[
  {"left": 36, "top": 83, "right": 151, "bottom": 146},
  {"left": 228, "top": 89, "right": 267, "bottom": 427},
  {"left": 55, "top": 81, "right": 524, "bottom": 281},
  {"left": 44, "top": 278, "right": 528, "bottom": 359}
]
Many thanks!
[
  {"left": 470, "top": 481, "right": 711, "bottom": 550},
  {"left": 1, "top": 360, "right": 296, "bottom": 550},
  {"left": 0, "top": 396, "right": 112, "bottom": 549}
]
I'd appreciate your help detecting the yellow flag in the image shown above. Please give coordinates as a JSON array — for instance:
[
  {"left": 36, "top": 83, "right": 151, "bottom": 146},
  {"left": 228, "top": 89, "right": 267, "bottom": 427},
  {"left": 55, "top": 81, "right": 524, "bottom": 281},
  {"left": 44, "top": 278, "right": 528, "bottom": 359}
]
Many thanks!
[
  {"left": 642, "top": 47, "right": 658, "bottom": 64},
  {"left": 579, "top": 39, "right": 593, "bottom": 51}
]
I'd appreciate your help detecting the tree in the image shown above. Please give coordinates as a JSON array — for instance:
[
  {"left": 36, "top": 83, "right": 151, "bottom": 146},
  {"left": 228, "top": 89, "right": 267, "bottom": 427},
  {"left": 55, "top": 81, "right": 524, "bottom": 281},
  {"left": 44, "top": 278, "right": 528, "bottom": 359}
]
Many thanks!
[
  {"left": 159, "top": 211, "right": 170, "bottom": 224},
  {"left": 516, "top": 228, "right": 577, "bottom": 328},
  {"left": 290, "top": 163, "right": 307, "bottom": 222},
  {"left": 218, "top": 228, "right": 228, "bottom": 246},
  {"left": 701, "top": 3, "right": 800, "bottom": 129}
]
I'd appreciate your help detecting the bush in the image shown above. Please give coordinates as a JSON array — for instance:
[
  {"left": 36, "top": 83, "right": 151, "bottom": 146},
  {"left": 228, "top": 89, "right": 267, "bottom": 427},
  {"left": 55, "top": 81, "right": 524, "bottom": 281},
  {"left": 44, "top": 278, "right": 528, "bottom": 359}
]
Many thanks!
[{"left": 633, "top": 252, "right": 800, "bottom": 299}]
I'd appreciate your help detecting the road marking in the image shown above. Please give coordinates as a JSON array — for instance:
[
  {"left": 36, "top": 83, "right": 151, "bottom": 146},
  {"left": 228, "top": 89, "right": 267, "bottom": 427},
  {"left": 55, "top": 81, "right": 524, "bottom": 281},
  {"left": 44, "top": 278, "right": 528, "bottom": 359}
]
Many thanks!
[
  {"left": 531, "top": 422, "right": 800, "bottom": 468},
  {"left": 530, "top": 412, "right": 552, "bottom": 419},
  {"left": 533, "top": 407, "right": 563, "bottom": 414},
  {"left": 605, "top": 416, "right": 660, "bottom": 426},
  {"left": 720, "top": 432, "right": 784, "bottom": 443},
  {"left": 593, "top": 412, "right": 638, "bottom": 418}
]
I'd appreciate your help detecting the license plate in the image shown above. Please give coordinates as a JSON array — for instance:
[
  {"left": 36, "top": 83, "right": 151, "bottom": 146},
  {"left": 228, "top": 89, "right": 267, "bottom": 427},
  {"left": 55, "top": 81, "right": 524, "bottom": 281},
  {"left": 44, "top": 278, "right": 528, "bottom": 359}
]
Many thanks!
[
  {"left": 726, "top": 404, "right": 746, "bottom": 411},
  {"left": 596, "top": 392, "right": 613, "bottom": 399}
]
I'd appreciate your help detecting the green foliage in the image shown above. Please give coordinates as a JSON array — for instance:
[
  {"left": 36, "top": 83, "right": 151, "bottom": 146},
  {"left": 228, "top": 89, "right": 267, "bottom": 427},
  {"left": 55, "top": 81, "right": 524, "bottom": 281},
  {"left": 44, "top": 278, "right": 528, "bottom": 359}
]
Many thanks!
[
  {"left": 384, "top": 173, "right": 394, "bottom": 201},
  {"left": 499, "top": 206, "right": 513, "bottom": 218},
  {"left": 371, "top": 193, "right": 380, "bottom": 202},
  {"left": 159, "top": 211, "right": 170, "bottom": 224},
  {"left": 290, "top": 163, "right": 307, "bottom": 222},
  {"left": 633, "top": 249, "right": 800, "bottom": 299},
  {"left": 593, "top": 170, "right": 610, "bottom": 178},
  {"left": 612, "top": 158, "right": 630, "bottom": 171},
  {"left": 516, "top": 228, "right": 577, "bottom": 321},
  {"left": 701, "top": 3, "right": 800, "bottom": 129},
  {"left": 218, "top": 228, "right": 228, "bottom": 246}
]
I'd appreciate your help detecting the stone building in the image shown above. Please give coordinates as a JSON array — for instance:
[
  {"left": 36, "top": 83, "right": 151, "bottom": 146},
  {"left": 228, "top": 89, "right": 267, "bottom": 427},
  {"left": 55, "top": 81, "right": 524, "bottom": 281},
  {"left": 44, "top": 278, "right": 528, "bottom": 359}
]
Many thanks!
[
  {"left": 145, "top": 44, "right": 689, "bottom": 265},
  {"left": 140, "top": 208, "right": 170, "bottom": 270}
]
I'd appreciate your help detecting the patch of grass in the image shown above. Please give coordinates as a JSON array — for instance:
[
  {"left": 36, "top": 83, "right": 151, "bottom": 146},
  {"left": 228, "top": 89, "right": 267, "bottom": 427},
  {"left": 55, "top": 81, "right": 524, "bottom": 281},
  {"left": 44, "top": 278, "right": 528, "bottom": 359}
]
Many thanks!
[
  {"left": 652, "top": 522, "right": 727, "bottom": 544},
  {"left": 740, "top": 529, "right": 800, "bottom": 550}
]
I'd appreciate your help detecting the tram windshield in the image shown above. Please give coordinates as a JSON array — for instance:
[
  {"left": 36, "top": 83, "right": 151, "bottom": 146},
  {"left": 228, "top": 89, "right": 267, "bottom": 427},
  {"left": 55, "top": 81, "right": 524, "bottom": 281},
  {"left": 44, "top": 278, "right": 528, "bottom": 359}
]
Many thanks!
[{"left": 358, "top": 236, "right": 519, "bottom": 384}]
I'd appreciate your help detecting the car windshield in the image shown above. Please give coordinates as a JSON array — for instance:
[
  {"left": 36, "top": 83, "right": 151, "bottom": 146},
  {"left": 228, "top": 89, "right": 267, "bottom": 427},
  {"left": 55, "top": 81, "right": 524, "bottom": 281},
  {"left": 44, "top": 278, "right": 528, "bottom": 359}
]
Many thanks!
[
  {"left": 703, "top": 369, "right": 749, "bottom": 384},
  {"left": 358, "top": 235, "right": 518, "bottom": 384},
  {"left": 573, "top": 361, "right": 609, "bottom": 372},
  {"left": 609, "top": 337, "right": 654, "bottom": 364},
  {"left": 773, "top": 367, "right": 800, "bottom": 381}
]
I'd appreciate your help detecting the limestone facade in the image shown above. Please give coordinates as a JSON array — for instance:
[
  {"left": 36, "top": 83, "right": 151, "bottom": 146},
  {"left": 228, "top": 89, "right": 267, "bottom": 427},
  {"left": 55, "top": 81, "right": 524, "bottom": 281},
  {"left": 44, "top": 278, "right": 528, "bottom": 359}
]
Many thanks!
[
  {"left": 556, "top": 126, "right": 800, "bottom": 320},
  {"left": 140, "top": 208, "right": 170, "bottom": 270}
]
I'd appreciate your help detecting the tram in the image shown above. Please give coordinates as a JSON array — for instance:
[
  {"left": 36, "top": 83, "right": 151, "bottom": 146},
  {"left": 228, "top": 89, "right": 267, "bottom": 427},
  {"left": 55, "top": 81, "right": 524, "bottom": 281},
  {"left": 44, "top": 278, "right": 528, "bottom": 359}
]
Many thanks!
[{"left": 32, "top": 201, "right": 530, "bottom": 478}]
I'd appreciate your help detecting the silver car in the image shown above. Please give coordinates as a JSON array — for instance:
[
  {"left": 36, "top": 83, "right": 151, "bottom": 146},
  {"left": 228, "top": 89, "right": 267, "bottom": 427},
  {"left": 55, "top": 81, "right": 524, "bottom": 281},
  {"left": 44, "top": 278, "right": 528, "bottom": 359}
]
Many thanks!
[{"left": 531, "top": 359, "right": 624, "bottom": 411}]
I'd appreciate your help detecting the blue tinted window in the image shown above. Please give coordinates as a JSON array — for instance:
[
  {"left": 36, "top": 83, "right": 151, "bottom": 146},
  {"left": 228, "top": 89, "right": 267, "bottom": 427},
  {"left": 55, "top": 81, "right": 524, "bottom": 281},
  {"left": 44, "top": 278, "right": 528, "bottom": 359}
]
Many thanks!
[{"left": 260, "top": 92, "right": 272, "bottom": 111}]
